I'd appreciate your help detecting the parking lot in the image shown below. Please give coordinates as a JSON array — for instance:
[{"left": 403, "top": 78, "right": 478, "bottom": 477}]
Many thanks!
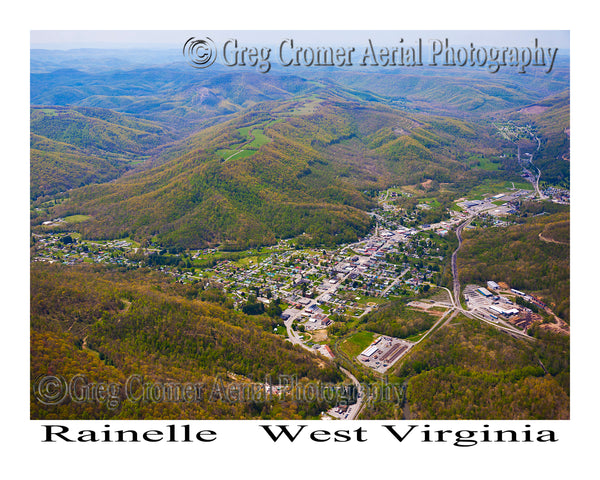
[
  {"left": 356, "top": 335, "right": 412, "bottom": 373},
  {"left": 463, "top": 284, "right": 521, "bottom": 324}
]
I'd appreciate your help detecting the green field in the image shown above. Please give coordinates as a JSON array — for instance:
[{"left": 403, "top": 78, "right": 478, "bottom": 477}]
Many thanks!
[
  {"left": 232, "top": 253, "right": 271, "bottom": 267},
  {"left": 63, "top": 214, "right": 92, "bottom": 223},
  {"left": 467, "top": 155, "right": 500, "bottom": 171},
  {"left": 217, "top": 148, "right": 257, "bottom": 161},
  {"left": 418, "top": 197, "right": 442, "bottom": 208},
  {"left": 216, "top": 127, "right": 271, "bottom": 161},
  {"left": 273, "top": 325, "right": 287, "bottom": 336},
  {"left": 238, "top": 126, "right": 252, "bottom": 137},
  {"left": 354, "top": 295, "right": 388, "bottom": 306},
  {"left": 466, "top": 179, "right": 533, "bottom": 200},
  {"left": 340, "top": 331, "right": 376, "bottom": 357},
  {"left": 247, "top": 129, "right": 271, "bottom": 149}
]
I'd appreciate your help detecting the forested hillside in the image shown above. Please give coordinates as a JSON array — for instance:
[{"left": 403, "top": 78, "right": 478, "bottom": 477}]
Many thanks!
[
  {"left": 31, "top": 262, "right": 341, "bottom": 419},
  {"left": 30, "top": 48, "right": 570, "bottom": 422},
  {"left": 458, "top": 204, "right": 570, "bottom": 322},
  {"left": 396, "top": 315, "right": 569, "bottom": 419},
  {"left": 45, "top": 99, "right": 500, "bottom": 249},
  {"left": 30, "top": 106, "right": 173, "bottom": 200}
]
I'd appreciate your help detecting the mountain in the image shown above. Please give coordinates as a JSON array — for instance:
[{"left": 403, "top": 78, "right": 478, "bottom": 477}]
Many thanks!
[
  {"left": 506, "top": 90, "right": 570, "bottom": 186},
  {"left": 302, "top": 57, "right": 570, "bottom": 115},
  {"left": 30, "top": 52, "right": 569, "bottom": 249},
  {"left": 31, "top": 133, "right": 127, "bottom": 200},
  {"left": 31, "top": 106, "right": 172, "bottom": 157},
  {"left": 30, "top": 67, "right": 324, "bottom": 133},
  {"left": 30, "top": 106, "right": 174, "bottom": 200},
  {"left": 47, "top": 97, "right": 501, "bottom": 249},
  {"left": 31, "top": 262, "right": 341, "bottom": 419},
  {"left": 29, "top": 48, "right": 571, "bottom": 423}
]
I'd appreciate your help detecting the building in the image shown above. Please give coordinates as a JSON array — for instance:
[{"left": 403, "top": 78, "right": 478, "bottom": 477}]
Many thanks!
[
  {"left": 487, "top": 280, "right": 500, "bottom": 290},
  {"left": 477, "top": 287, "right": 493, "bottom": 297},
  {"left": 361, "top": 345, "right": 379, "bottom": 357},
  {"left": 489, "top": 305, "right": 519, "bottom": 317},
  {"left": 319, "top": 345, "right": 335, "bottom": 359}
]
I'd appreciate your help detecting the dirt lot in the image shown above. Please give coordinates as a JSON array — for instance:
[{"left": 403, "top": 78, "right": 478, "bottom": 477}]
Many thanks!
[{"left": 311, "top": 329, "right": 328, "bottom": 343}]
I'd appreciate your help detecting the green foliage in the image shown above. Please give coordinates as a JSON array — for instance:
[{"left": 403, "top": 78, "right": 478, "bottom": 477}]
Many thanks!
[
  {"left": 362, "top": 303, "right": 438, "bottom": 339},
  {"left": 396, "top": 315, "right": 569, "bottom": 419},
  {"left": 30, "top": 134, "right": 129, "bottom": 201},
  {"left": 458, "top": 211, "right": 569, "bottom": 321},
  {"left": 340, "top": 331, "right": 376, "bottom": 357},
  {"left": 43, "top": 99, "right": 504, "bottom": 249},
  {"left": 31, "top": 262, "right": 342, "bottom": 419},
  {"left": 30, "top": 106, "right": 169, "bottom": 156}
]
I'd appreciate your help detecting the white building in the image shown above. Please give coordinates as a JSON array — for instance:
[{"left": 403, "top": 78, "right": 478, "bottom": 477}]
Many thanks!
[
  {"left": 361, "top": 345, "right": 379, "bottom": 357},
  {"left": 477, "top": 287, "right": 493, "bottom": 297}
]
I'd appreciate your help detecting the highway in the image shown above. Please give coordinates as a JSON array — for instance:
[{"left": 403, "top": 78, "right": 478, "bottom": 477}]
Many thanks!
[
  {"left": 451, "top": 216, "right": 473, "bottom": 307},
  {"left": 284, "top": 313, "right": 314, "bottom": 352},
  {"left": 284, "top": 188, "right": 536, "bottom": 420},
  {"left": 340, "top": 367, "right": 363, "bottom": 420},
  {"left": 448, "top": 208, "right": 532, "bottom": 339}
]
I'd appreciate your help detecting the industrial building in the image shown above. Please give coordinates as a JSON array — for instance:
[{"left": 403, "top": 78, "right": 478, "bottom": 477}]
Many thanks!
[
  {"left": 477, "top": 287, "right": 493, "bottom": 297},
  {"left": 361, "top": 345, "right": 379, "bottom": 357},
  {"left": 487, "top": 280, "right": 500, "bottom": 290},
  {"left": 488, "top": 305, "right": 519, "bottom": 316}
]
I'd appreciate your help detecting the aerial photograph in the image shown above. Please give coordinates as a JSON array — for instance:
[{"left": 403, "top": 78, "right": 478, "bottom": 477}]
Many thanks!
[{"left": 30, "top": 30, "right": 570, "bottom": 421}]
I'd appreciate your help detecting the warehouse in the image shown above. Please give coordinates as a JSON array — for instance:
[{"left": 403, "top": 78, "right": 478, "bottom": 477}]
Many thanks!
[
  {"left": 361, "top": 345, "right": 379, "bottom": 357},
  {"left": 489, "top": 305, "right": 506, "bottom": 315},
  {"left": 487, "top": 280, "right": 500, "bottom": 290},
  {"left": 477, "top": 287, "right": 493, "bottom": 297},
  {"left": 489, "top": 305, "right": 519, "bottom": 317}
]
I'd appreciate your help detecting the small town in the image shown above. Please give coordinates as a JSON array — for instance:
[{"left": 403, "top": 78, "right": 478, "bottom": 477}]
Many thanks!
[
  {"left": 31, "top": 180, "right": 569, "bottom": 419},
  {"left": 31, "top": 186, "right": 537, "bottom": 314}
]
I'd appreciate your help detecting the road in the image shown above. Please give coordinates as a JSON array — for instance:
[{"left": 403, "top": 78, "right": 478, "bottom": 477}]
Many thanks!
[
  {"left": 451, "top": 216, "right": 473, "bottom": 307},
  {"left": 224, "top": 149, "right": 246, "bottom": 161},
  {"left": 450, "top": 197, "right": 516, "bottom": 307},
  {"left": 379, "top": 267, "right": 410, "bottom": 297},
  {"left": 448, "top": 210, "right": 530, "bottom": 339},
  {"left": 284, "top": 185, "right": 536, "bottom": 420},
  {"left": 518, "top": 142, "right": 544, "bottom": 199},
  {"left": 284, "top": 317, "right": 315, "bottom": 352},
  {"left": 340, "top": 367, "right": 363, "bottom": 420}
]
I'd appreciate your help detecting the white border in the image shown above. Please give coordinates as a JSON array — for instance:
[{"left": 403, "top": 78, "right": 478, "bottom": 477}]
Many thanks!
[{"left": 5, "top": 0, "right": 597, "bottom": 476}]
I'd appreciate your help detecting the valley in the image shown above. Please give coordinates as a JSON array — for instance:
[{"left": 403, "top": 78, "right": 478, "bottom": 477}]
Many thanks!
[{"left": 30, "top": 47, "right": 570, "bottom": 420}]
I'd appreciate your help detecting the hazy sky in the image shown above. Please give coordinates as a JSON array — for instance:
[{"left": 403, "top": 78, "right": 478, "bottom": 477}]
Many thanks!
[{"left": 31, "top": 30, "right": 570, "bottom": 50}]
